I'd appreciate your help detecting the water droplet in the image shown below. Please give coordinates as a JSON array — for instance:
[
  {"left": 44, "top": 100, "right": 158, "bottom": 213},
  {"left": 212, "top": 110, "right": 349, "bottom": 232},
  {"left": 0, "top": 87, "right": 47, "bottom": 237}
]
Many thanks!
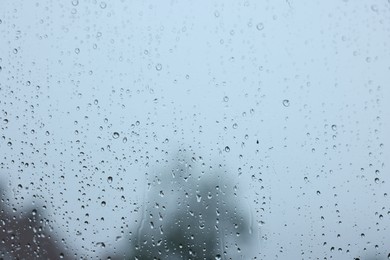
[
  {"left": 232, "top": 123, "right": 238, "bottom": 129},
  {"left": 224, "top": 146, "right": 230, "bottom": 152},
  {"left": 155, "top": 63, "right": 162, "bottom": 71},
  {"left": 74, "top": 48, "right": 80, "bottom": 54},
  {"left": 107, "top": 176, "right": 113, "bottom": 184},
  {"left": 331, "top": 124, "right": 337, "bottom": 131},
  {"left": 71, "top": 0, "right": 79, "bottom": 6},
  {"left": 7, "top": 141, "right": 12, "bottom": 147},
  {"left": 196, "top": 194, "right": 202, "bottom": 202},
  {"left": 100, "top": 2, "right": 107, "bottom": 9},
  {"left": 97, "top": 242, "right": 106, "bottom": 248},
  {"left": 223, "top": 96, "right": 229, "bottom": 102},
  {"left": 122, "top": 137, "right": 127, "bottom": 143},
  {"left": 112, "top": 132, "right": 119, "bottom": 139},
  {"left": 215, "top": 254, "right": 222, "bottom": 260},
  {"left": 282, "top": 99, "right": 290, "bottom": 107},
  {"left": 101, "top": 201, "right": 106, "bottom": 207},
  {"left": 375, "top": 177, "right": 380, "bottom": 183},
  {"left": 256, "top": 23, "right": 264, "bottom": 31},
  {"left": 94, "top": 99, "right": 98, "bottom": 105}
]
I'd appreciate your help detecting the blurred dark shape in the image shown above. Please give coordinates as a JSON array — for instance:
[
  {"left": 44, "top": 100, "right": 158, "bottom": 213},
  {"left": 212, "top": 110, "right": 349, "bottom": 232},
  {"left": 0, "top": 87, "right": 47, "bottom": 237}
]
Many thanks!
[
  {"left": 355, "top": 253, "right": 389, "bottom": 260},
  {"left": 0, "top": 156, "right": 259, "bottom": 260},
  {"left": 106, "top": 157, "right": 258, "bottom": 259},
  {"left": 0, "top": 184, "right": 70, "bottom": 260}
]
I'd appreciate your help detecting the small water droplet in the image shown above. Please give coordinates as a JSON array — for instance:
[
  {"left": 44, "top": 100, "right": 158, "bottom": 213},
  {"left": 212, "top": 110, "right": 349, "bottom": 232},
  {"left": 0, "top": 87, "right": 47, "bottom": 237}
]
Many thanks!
[
  {"left": 107, "top": 176, "right": 113, "bottom": 184},
  {"left": 97, "top": 242, "right": 106, "bottom": 248},
  {"left": 101, "top": 201, "right": 106, "bottom": 207},
  {"left": 331, "top": 124, "right": 337, "bottom": 131},
  {"left": 282, "top": 99, "right": 290, "bottom": 107},
  {"left": 256, "top": 23, "right": 264, "bottom": 31},
  {"left": 112, "top": 132, "right": 119, "bottom": 139},
  {"left": 100, "top": 2, "right": 107, "bottom": 9},
  {"left": 155, "top": 63, "right": 162, "bottom": 71},
  {"left": 224, "top": 146, "right": 230, "bottom": 152},
  {"left": 122, "top": 137, "right": 127, "bottom": 143},
  {"left": 71, "top": 0, "right": 79, "bottom": 6},
  {"left": 223, "top": 96, "right": 229, "bottom": 102}
]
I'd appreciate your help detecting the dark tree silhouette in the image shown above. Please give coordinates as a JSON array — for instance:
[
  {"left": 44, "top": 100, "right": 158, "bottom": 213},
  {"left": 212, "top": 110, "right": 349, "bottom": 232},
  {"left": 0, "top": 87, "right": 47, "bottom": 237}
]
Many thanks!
[
  {"left": 0, "top": 184, "right": 72, "bottom": 259},
  {"left": 105, "top": 156, "right": 259, "bottom": 259},
  {"left": 1, "top": 155, "right": 260, "bottom": 260}
]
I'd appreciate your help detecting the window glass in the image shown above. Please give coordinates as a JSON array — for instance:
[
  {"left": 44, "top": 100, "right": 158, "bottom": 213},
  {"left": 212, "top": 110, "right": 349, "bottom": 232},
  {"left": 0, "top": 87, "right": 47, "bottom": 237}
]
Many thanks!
[{"left": 1, "top": 0, "right": 389, "bottom": 259}]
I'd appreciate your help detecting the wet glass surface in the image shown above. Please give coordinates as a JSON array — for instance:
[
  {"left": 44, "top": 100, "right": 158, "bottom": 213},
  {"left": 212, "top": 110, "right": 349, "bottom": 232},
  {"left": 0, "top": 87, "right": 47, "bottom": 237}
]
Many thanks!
[{"left": 1, "top": 0, "right": 390, "bottom": 259}]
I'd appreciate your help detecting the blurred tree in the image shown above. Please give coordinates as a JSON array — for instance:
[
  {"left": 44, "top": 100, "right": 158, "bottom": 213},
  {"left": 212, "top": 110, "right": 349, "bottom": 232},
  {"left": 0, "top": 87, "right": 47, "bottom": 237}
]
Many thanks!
[
  {"left": 107, "top": 156, "right": 258, "bottom": 259},
  {"left": 0, "top": 184, "right": 71, "bottom": 259}
]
